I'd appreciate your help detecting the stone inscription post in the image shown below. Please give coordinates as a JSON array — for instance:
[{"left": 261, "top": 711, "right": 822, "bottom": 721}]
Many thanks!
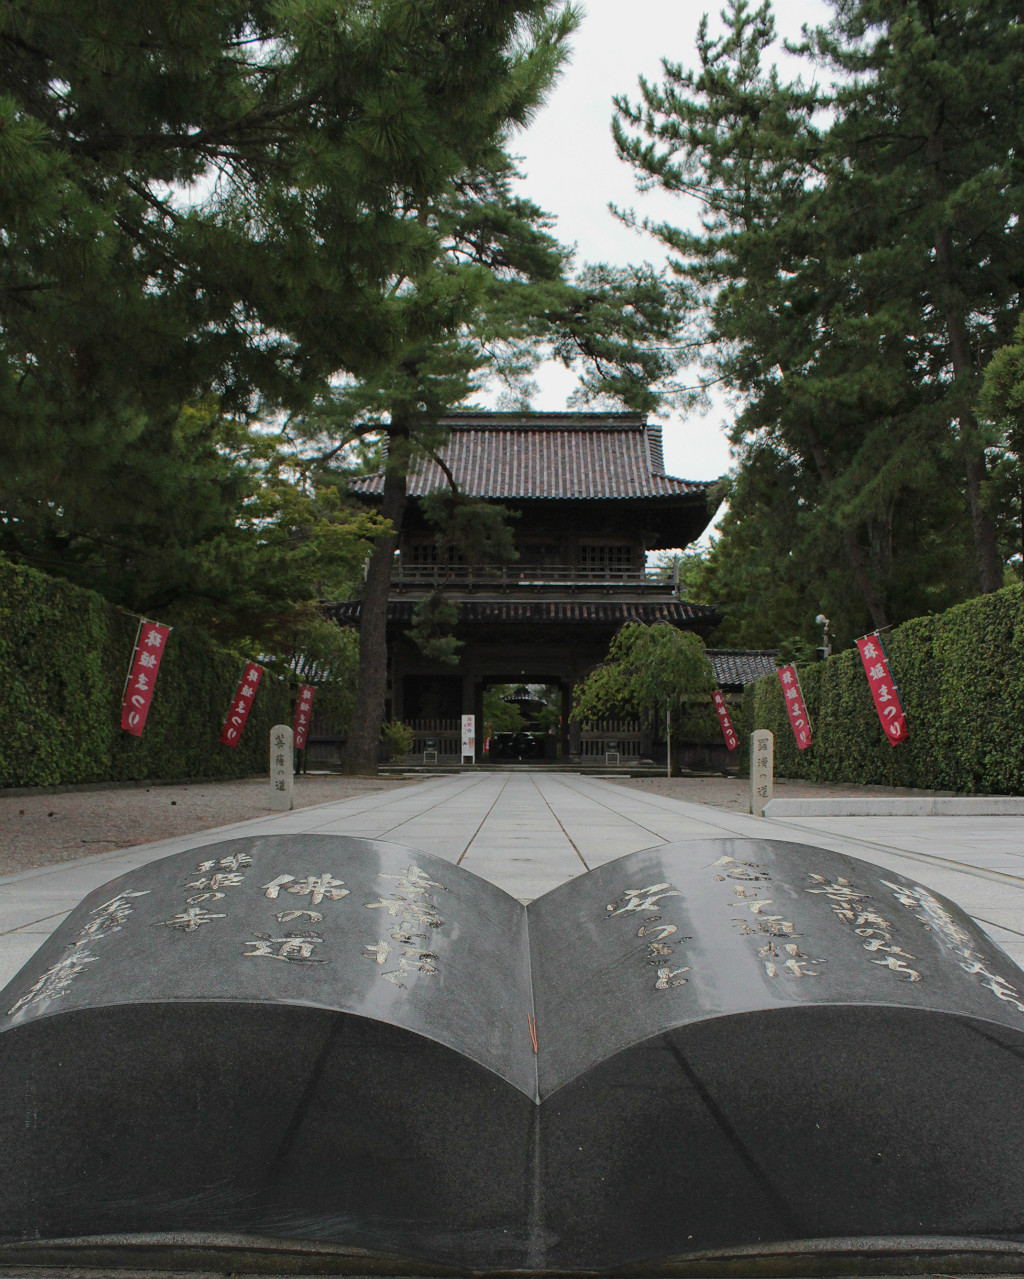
[
  {"left": 270, "top": 725, "right": 294, "bottom": 812},
  {"left": 750, "top": 729, "right": 773, "bottom": 816}
]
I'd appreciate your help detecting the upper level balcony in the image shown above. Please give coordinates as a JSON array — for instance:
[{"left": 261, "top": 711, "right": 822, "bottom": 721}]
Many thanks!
[{"left": 390, "top": 561, "right": 680, "bottom": 595}]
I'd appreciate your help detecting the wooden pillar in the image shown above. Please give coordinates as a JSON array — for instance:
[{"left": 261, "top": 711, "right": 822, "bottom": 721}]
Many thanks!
[
  {"left": 567, "top": 683, "right": 581, "bottom": 762},
  {"left": 390, "top": 654, "right": 404, "bottom": 723},
  {"left": 474, "top": 682, "right": 486, "bottom": 763},
  {"left": 559, "top": 682, "right": 571, "bottom": 761}
]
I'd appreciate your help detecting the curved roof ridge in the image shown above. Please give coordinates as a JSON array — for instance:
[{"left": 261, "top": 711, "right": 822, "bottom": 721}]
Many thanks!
[{"left": 351, "top": 414, "right": 710, "bottom": 502}]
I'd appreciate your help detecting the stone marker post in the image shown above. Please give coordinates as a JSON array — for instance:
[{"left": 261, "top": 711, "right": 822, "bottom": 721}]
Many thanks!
[
  {"left": 750, "top": 729, "right": 773, "bottom": 816},
  {"left": 270, "top": 724, "right": 294, "bottom": 812}
]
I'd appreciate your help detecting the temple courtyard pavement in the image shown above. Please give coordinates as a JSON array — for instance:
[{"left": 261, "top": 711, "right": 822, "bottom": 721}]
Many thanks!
[{"left": 3, "top": 770, "right": 1024, "bottom": 990}]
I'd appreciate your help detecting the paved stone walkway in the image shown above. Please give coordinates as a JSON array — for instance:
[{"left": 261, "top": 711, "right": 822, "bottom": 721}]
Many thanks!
[{"left": 2, "top": 771, "right": 1023, "bottom": 990}]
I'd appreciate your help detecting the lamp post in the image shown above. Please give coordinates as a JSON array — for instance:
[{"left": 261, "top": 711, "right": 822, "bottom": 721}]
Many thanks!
[{"left": 815, "top": 613, "right": 832, "bottom": 661}]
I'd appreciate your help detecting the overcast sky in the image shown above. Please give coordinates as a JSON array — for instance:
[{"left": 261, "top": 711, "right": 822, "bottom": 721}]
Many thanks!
[{"left": 501, "top": 0, "right": 832, "bottom": 494}]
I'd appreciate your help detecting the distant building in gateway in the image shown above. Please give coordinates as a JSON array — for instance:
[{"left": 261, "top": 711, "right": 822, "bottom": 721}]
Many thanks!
[{"left": 325, "top": 411, "right": 733, "bottom": 765}]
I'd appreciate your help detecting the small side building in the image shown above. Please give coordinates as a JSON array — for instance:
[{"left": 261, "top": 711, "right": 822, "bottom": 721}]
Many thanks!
[{"left": 327, "top": 411, "right": 723, "bottom": 764}]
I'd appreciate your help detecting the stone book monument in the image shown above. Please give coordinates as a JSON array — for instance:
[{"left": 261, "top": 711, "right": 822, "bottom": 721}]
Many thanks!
[{"left": 2, "top": 834, "right": 1024, "bottom": 1274}]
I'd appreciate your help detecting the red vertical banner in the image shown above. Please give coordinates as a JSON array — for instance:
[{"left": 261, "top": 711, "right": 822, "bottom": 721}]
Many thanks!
[
  {"left": 778, "top": 664, "right": 812, "bottom": 750},
  {"left": 293, "top": 684, "right": 315, "bottom": 749},
  {"left": 120, "top": 621, "right": 172, "bottom": 736},
  {"left": 711, "top": 689, "right": 739, "bottom": 752},
  {"left": 856, "top": 633, "right": 908, "bottom": 745},
  {"left": 220, "top": 662, "right": 264, "bottom": 747}
]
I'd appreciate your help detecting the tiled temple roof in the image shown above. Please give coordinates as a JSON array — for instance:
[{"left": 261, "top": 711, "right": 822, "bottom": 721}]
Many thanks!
[
  {"left": 350, "top": 413, "right": 711, "bottom": 502},
  {"left": 706, "top": 649, "right": 779, "bottom": 688}
]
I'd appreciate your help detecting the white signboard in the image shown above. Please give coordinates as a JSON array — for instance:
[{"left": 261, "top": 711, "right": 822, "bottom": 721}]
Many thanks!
[{"left": 461, "top": 714, "right": 476, "bottom": 763}]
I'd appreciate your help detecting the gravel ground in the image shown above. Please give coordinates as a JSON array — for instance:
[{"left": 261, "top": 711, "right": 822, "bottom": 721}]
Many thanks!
[
  {"left": 0, "top": 775, "right": 415, "bottom": 876},
  {"left": 0, "top": 771, "right": 942, "bottom": 877}
]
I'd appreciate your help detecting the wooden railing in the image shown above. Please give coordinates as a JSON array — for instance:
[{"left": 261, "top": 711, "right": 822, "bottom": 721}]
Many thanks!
[
  {"left": 393, "top": 563, "right": 670, "bottom": 588},
  {"left": 579, "top": 720, "right": 642, "bottom": 759},
  {"left": 406, "top": 718, "right": 462, "bottom": 758}
]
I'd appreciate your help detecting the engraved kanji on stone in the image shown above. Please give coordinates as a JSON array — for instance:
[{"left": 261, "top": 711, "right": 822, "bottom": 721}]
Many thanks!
[
  {"left": 389, "top": 926, "right": 429, "bottom": 945},
  {"left": 806, "top": 875, "right": 869, "bottom": 905},
  {"left": 880, "top": 880, "right": 1024, "bottom": 1003},
  {"left": 781, "top": 943, "right": 823, "bottom": 977},
  {"left": 364, "top": 897, "right": 444, "bottom": 928},
  {"left": 607, "top": 883, "right": 682, "bottom": 916},
  {"left": 636, "top": 922, "right": 678, "bottom": 940},
  {"left": 381, "top": 866, "right": 446, "bottom": 897},
  {"left": 712, "top": 855, "right": 770, "bottom": 883},
  {"left": 244, "top": 932, "right": 326, "bottom": 963},
  {"left": 155, "top": 907, "right": 226, "bottom": 932},
  {"left": 871, "top": 953, "right": 922, "bottom": 980},
  {"left": 183, "top": 872, "right": 245, "bottom": 892},
  {"left": 380, "top": 953, "right": 440, "bottom": 987},
  {"left": 79, "top": 890, "right": 150, "bottom": 941},
  {"left": 263, "top": 872, "right": 350, "bottom": 905},
  {"left": 8, "top": 947, "right": 98, "bottom": 1015}
]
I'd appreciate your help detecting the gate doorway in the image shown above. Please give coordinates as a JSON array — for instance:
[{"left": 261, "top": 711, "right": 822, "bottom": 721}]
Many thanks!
[{"left": 478, "top": 681, "right": 567, "bottom": 763}]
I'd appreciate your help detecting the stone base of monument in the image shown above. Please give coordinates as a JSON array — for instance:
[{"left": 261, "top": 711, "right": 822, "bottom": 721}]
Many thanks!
[{"left": 2, "top": 835, "right": 1024, "bottom": 1274}]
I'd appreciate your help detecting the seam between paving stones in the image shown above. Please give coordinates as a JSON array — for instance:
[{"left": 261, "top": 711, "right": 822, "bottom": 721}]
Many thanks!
[
  {"left": 578, "top": 776, "right": 1024, "bottom": 891},
  {"left": 457, "top": 774, "right": 512, "bottom": 866}
]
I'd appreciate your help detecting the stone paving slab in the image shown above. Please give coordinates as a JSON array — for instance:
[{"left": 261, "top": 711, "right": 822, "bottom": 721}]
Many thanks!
[
  {"left": 582, "top": 778, "right": 1024, "bottom": 973},
  {"left": 3, "top": 771, "right": 1024, "bottom": 989}
]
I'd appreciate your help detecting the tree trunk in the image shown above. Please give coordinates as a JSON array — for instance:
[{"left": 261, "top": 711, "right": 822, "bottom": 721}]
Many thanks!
[
  {"left": 961, "top": 433, "right": 1004, "bottom": 592},
  {"left": 940, "top": 297, "right": 1004, "bottom": 592},
  {"left": 341, "top": 421, "right": 409, "bottom": 773},
  {"left": 930, "top": 161, "right": 1003, "bottom": 592},
  {"left": 800, "top": 419, "right": 891, "bottom": 631}
]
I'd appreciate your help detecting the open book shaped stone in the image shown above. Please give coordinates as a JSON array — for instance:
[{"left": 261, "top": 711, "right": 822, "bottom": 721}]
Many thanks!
[{"left": 3, "top": 834, "right": 1024, "bottom": 1275}]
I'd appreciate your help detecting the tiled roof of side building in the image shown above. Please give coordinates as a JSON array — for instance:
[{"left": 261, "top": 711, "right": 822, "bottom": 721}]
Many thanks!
[
  {"left": 705, "top": 649, "right": 779, "bottom": 687},
  {"left": 350, "top": 412, "right": 712, "bottom": 501}
]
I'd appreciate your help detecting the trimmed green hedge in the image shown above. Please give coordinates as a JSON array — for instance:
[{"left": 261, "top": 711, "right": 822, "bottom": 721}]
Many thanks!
[
  {"left": 740, "top": 584, "right": 1024, "bottom": 794},
  {"left": 0, "top": 557, "right": 291, "bottom": 788}
]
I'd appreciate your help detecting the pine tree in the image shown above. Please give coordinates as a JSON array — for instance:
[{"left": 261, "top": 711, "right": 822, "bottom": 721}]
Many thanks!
[
  {"left": 0, "top": 0, "right": 581, "bottom": 657},
  {"left": 613, "top": 0, "right": 1016, "bottom": 642},
  {"left": 612, "top": 0, "right": 906, "bottom": 631},
  {"left": 805, "top": 0, "right": 1024, "bottom": 595},
  {"left": 980, "top": 316, "right": 1024, "bottom": 577}
]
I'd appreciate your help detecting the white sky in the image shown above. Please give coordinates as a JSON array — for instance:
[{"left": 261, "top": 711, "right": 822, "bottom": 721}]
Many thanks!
[{"left": 503, "top": 0, "right": 832, "bottom": 497}]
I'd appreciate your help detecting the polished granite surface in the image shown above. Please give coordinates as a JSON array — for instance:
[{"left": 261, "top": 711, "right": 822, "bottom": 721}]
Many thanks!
[{"left": 4, "top": 832, "right": 1024, "bottom": 1272}]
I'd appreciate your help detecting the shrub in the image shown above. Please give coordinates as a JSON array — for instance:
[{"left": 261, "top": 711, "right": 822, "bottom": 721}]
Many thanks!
[
  {"left": 0, "top": 556, "right": 292, "bottom": 787},
  {"left": 379, "top": 719, "right": 414, "bottom": 761},
  {"left": 741, "top": 584, "right": 1024, "bottom": 794}
]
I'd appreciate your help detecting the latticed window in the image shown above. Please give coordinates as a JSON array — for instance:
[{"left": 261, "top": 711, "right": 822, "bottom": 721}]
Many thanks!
[
  {"left": 579, "top": 544, "right": 633, "bottom": 569},
  {"left": 408, "top": 544, "right": 438, "bottom": 566},
  {"left": 405, "top": 543, "right": 464, "bottom": 567},
  {"left": 517, "top": 541, "right": 560, "bottom": 564}
]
